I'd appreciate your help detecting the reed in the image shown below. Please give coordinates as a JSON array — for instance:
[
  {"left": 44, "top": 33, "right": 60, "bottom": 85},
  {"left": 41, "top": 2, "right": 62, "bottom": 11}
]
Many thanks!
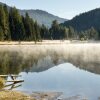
[{"left": 0, "top": 77, "right": 5, "bottom": 89}]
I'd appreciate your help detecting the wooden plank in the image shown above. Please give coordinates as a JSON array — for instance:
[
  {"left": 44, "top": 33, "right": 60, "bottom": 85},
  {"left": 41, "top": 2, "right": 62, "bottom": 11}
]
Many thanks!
[
  {"left": 6, "top": 80, "right": 24, "bottom": 83},
  {"left": 10, "top": 84, "right": 22, "bottom": 89},
  {"left": 0, "top": 75, "right": 8, "bottom": 77},
  {"left": 0, "top": 75, "right": 22, "bottom": 77},
  {"left": 4, "top": 83, "right": 14, "bottom": 87}
]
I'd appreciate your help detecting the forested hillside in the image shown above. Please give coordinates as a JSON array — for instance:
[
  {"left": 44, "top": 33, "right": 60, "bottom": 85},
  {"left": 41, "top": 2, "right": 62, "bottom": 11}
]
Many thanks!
[
  {"left": 61, "top": 8, "right": 100, "bottom": 40},
  {"left": 0, "top": 3, "right": 100, "bottom": 41},
  {"left": 0, "top": 2, "right": 67, "bottom": 27},
  {"left": 19, "top": 9, "right": 67, "bottom": 27},
  {"left": 0, "top": 4, "right": 45, "bottom": 41},
  {"left": 0, "top": 4, "right": 69, "bottom": 41},
  {"left": 62, "top": 8, "right": 100, "bottom": 31}
]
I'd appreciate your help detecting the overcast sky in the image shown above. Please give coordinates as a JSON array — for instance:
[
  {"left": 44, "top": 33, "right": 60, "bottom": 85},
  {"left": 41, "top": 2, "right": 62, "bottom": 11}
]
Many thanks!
[{"left": 0, "top": 0, "right": 100, "bottom": 19}]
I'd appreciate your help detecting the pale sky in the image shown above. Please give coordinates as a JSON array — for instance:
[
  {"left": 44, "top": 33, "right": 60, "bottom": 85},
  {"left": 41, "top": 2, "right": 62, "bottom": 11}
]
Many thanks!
[{"left": 0, "top": 0, "right": 100, "bottom": 19}]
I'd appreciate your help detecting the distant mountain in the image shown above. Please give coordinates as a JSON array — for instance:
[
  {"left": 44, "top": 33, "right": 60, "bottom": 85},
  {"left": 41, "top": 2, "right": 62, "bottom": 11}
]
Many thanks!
[
  {"left": 19, "top": 9, "right": 67, "bottom": 27},
  {"left": 0, "top": 2, "right": 10, "bottom": 9},
  {"left": 0, "top": 2, "right": 67, "bottom": 27},
  {"left": 62, "top": 8, "right": 100, "bottom": 31}
]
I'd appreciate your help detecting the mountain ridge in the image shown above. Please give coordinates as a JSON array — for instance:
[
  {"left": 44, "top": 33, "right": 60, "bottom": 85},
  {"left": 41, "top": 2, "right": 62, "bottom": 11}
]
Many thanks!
[
  {"left": 62, "top": 7, "right": 100, "bottom": 31},
  {"left": 19, "top": 9, "right": 67, "bottom": 27},
  {"left": 0, "top": 2, "right": 67, "bottom": 27}
]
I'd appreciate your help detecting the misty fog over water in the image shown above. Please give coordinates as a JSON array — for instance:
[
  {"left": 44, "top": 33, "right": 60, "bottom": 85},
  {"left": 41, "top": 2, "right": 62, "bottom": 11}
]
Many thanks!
[{"left": 0, "top": 43, "right": 100, "bottom": 100}]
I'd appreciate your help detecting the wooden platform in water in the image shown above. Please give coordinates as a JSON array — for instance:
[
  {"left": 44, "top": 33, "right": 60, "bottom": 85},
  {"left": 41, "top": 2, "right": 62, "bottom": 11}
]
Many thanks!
[
  {"left": 6, "top": 80, "right": 24, "bottom": 83},
  {"left": 0, "top": 75, "right": 22, "bottom": 77}
]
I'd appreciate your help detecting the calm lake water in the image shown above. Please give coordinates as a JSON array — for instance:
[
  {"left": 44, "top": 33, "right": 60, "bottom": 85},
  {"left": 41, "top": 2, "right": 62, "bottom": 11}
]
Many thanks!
[
  {"left": 10, "top": 63, "right": 99, "bottom": 100},
  {"left": 1, "top": 44, "right": 100, "bottom": 100}
]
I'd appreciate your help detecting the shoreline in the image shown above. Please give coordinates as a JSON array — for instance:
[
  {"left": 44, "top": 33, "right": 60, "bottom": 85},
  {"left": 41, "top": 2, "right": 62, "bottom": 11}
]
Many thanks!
[
  {"left": 0, "top": 90, "right": 62, "bottom": 100},
  {"left": 0, "top": 90, "right": 88, "bottom": 100},
  {"left": 0, "top": 41, "right": 98, "bottom": 100},
  {"left": 0, "top": 40, "right": 100, "bottom": 45},
  {"left": 0, "top": 90, "right": 32, "bottom": 100},
  {"left": 0, "top": 40, "right": 70, "bottom": 45}
]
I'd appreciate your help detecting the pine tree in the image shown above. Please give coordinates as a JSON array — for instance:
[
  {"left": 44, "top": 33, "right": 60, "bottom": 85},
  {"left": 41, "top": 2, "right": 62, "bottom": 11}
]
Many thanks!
[
  {"left": 9, "top": 8, "right": 15, "bottom": 40},
  {"left": 50, "top": 20, "right": 60, "bottom": 39},
  {"left": 62, "top": 27, "right": 69, "bottom": 40},
  {"left": 0, "top": 26, "right": 4, "bottom": 40},
  {"left": 29, "top": 18, "right": 36, "bottom": 41},
  {"left": 40, "top": 24, "right": 49, "bottom": 39},
  {"left": 0, "top": 5, "right": 5, "bottom": 40},
  {"left": 23, "top": 13, "right": 32, "bottom": 40},
  {"left": 68, "top": 26, "right": 75, "bottom": 39},
  {"left": 34, "top": 21, "right": 41, "bottom": 42},
  {"left": 3, "top": 4, "right": 11, "bottom": 40},
  {"left": 9, "top": 7, "right": 25, "bottom": 40}
]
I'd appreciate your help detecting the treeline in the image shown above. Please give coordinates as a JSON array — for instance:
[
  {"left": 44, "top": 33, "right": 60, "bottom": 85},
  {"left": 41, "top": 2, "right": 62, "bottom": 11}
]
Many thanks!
[
  {"left": 50, "top": 20, "right": 99, "bottom": 40},
  {"left": 0, "top": 4, "right": 99, "bottom": 41},
  {"left": 0, "top": 4, "right": 50, "bottom": 41},
  {"left": 62, "top": 8, "right": 100, "bottom": 31},
  {"left": 0, "top": 4, "right": 76, "bottom": 41},
  {"left": 61, "top": 7, "right": 100, "bottom": 40}
]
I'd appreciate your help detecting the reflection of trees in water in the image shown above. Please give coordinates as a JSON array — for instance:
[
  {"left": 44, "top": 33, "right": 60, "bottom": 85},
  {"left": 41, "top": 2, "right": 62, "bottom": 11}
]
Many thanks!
[
  {"left": 0, "top": 51, "right": 23, "bottom": 74},
  {"left": 0, "top": 51, "right": 33, "bottom": 74},
  {"left": 0, "top": 48, "right": 100, "bottom": 75},
  {"left": 66, "top": 54, "right": 100, "bottom": 75},
  {"left": 0, "top": 50, "right": 63, "bottom": 74},
  {"left": 72, "top": 61, "right": 100, "bottom": 75},
  {"left": 0, "top": 51, "right": 53, "bottom": 74}
]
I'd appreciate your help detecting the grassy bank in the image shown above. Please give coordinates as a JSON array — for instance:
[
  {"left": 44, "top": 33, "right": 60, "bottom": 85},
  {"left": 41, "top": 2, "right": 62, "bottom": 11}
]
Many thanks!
[
  {"left": 0, "top": 90, "right": 34, "bottom": 100},
  {"left": 0, "top": 91, "right": 63, "bottom": 100},
  {"left": 0, "top": 40, "right": 71, "bottom": 45},
  {"left": 0, "top": 40, "right": 99, "bottom": 45}
]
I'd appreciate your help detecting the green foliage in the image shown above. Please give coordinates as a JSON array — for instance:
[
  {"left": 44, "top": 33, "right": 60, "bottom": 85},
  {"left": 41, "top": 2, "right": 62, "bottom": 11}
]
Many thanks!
[
  {"left": 0, "top": 5, "right": 48, "bottom": 41},
  {"left": 63, "top": 8, "right": 100, "bottom": 31},
  {"left": 0, "top": 26, "right": 4, "bottom": 40},
  {"left": 9, "top": 7, "right": 25, "bottom": 40},
  {"left": 0, "top": 3, "right": 99, "bottom": 41},
  {"left": 50, "top": 20, "right": 65, "bottom": 40},
  {"left": 3, "top": 4, "right": 11, "bottom": 40},
  {"left": 50, "top": 20, "right": 78, "bottom": 40},
  {"left": 61, "top": 8, "right": 100, "bottom": 40},
  {"left": 41, "top": 24, "right": 49, "bottom": 39},
  {"left": 79, "top": 27, "right": 98, "bottom": 40},
  {"left": 0, "top": 5, "right": 5, "bottom": 40}
]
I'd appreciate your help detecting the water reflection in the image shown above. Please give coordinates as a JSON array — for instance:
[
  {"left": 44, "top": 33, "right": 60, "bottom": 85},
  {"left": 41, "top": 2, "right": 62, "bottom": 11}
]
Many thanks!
[
  {"left": 0, "top": 46, "right": 100, "bottom": 75},
  {"left": 16, "top": 63, "right": 100, "bottom": 100},
  {"left": 0, "top": 45, "right": 100, "bottom": 100}
]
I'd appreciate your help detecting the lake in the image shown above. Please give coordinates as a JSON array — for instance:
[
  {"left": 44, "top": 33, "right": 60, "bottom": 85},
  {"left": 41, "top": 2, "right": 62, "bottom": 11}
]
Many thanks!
[{"left": 0, "top": 44, "right": 100, "bottom": 100}]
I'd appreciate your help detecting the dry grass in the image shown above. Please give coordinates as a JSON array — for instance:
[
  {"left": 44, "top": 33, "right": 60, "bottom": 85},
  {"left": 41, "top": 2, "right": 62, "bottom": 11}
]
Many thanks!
[
  {"left": 0, "top": 77, "right": 5, "bottom": 89},
  {"left": 0, "top": 90, "right": 35, "bottom": 100}
]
